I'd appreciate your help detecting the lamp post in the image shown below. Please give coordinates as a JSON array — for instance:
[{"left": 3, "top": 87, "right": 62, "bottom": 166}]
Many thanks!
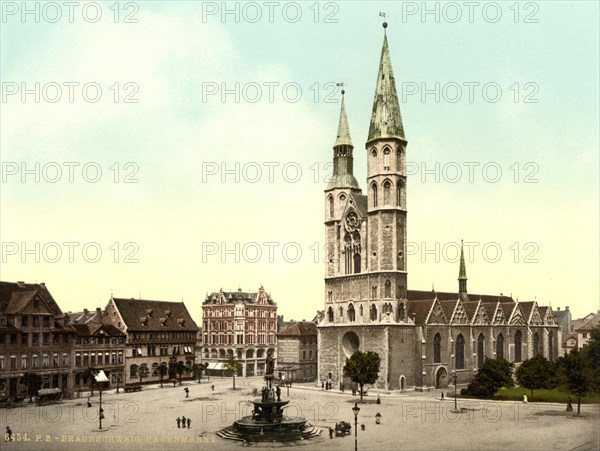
[
  {"left": 451, "top": 371, "right": 458, "bottom": 413},
  {"left": 94, "top": 370, "right": 109, "bottom": 431},
  {"left": 352, "top": 402, "right": 360, "bottom": 451}
]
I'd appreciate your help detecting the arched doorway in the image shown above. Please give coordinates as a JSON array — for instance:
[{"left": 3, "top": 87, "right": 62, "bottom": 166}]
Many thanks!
[{"left": 435, "top": 367, "right": 448, "bottom": 389}]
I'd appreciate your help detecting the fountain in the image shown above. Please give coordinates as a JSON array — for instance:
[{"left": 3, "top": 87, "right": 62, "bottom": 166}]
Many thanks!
[{"left": 218, "top": 350, "right": 320, "bottom": 442}]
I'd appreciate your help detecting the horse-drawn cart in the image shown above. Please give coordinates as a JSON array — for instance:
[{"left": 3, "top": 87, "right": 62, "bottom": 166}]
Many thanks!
[{"left": 36, "top": 388, "right": 62, "bottom": 405}]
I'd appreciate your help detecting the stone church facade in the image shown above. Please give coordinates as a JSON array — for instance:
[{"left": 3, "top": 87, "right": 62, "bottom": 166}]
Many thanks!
[{"left": 316, "top": 24, "right": 561, "bottom": 391}]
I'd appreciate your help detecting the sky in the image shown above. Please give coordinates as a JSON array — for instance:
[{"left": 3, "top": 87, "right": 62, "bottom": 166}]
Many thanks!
[{"left": 1, "top": 1, "right": 598, "bottom": 325}]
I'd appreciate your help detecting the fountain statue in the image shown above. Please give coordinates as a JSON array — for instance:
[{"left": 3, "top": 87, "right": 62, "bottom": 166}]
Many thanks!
[{"left": 218, "top": 349, "right": 320, "bottom": 442}]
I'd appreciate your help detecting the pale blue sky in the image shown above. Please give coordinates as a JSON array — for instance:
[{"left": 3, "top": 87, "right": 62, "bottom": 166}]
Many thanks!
[{"left": 1, "top": 1, "right": 598, "bottom": 323}]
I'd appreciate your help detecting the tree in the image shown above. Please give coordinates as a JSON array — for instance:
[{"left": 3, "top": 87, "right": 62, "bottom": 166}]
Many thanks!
[
  {"left": 223, "top": 357, "right": 242, "bottom": 390},
  {"left": 138, "top": 363, "right": 149, "bottom": 385},
  {"left": 21, "top": 373, "right": 43, "bottom": 403},
  {"left": 86, "top": 367, "right": 99, "bottom": 395},
  {"left": 583, "top": 323, "right": 600, "bottom": 398},
  {"left": 466, "top": 358, "right": 514, "bottom": 399},
  {"left": 343, "top": 350, "right": 380, "bottom": 401},
  {"left": 559, "top": 348, "right": 590, "bottom": 416},
  {"left": 157, "top": 363, "right": 168, "bottom": 388},
  {"left": 176, "top": 361, "right": 186, "bottom": 385},
  {"left": 516, "top": 355, "right": 557, "bottom": 400},
  {"left": 194, "top": 362, "right": 209, "bottom": 383}
]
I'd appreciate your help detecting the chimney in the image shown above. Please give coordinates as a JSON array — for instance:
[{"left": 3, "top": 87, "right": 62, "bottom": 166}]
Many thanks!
[
  {"left": 96, "top": 308, "right": 102, "bottom": 316},
  {"left": 566, "top": 306, "right": 570, "bottom": 311},
  {"left": 557, "top": 307, "right": 561, "bottom": 311},
  {"left": 17, "top": 281, "right": 25, "bottom": 288},
  {"left": 83, "top": 309, "right": 88, "bottom": 314},
  {"left": 39, "top": 282, "right": 46, "bottom": 288}
]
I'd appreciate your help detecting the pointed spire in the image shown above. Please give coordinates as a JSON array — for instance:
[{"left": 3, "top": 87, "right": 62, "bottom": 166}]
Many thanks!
[
  {"left": 368, "top": 22, "right": 406, "bottom": 143},
  {"left": 458, "top": 240, "right": 468, "bottom": 299},
  {"left": 335, "top": 90, "right": 353, "bottom": 147},
  {"left": 458, "top": 240, "right": 467, "bottom": 280}
]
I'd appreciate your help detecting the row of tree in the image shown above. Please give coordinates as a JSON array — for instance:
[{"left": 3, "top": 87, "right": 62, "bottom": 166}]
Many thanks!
[{"left": 466, "top": 324, "right": 600, "bottom": 416}]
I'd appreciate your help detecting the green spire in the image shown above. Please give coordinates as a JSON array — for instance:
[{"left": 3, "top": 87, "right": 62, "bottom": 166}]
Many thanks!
[
  {"left": 367, "top": 23, "right": 406, "bottom": 143},
  {"left": 335, "top": 90, "right": 353, "bottom": 147},
  {"left": 458, "top": 240, "right": 467, "bottom": 280}
]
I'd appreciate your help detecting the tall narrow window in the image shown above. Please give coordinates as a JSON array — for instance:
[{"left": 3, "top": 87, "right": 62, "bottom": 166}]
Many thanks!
[
  {"left": 328, "top": 196, "right": 334, "bottom": 218},
  {"left": 383, "top": 181, "right": 391, "bottom": 205},
  {"left": 514, "top": 330, "right": 522, "bottom": 362},
  {"left": 348, "top": 304, "right": 355, "bottom": 322},
  {"left": 455, "top": 334, "right": 465, "bottom": 369},
  {"left": 353, "top": 253, "right": 361, "bottom": 273},
  {"left": 383, "top": 148, "right": 390, "bottom": 170},
  {"left": 370, "top": 305, "right": 378, "bottom": 321},
  {"left": 477, "top": 334, "right": 485, "bottom": 368},
  {"left": 496, "top": 334, "right": 504, "bottom": 360},
  {"left": 372, "top": 184, "right": 378, "bottom": 207},
  {"left": 548, "top": 331, "right": 554, "bottom": 361},
  {"left": 384, "top": 280, "right": 391, "bottom": 298},
  {"left": 533, "top": 332, "right": 540, "bottom": 356},
  {"left": 397, "top": 181, "right": 404, "bottom": 207},
  {"left": 434, "top": 333, "right": 441, "bottom": 363}
]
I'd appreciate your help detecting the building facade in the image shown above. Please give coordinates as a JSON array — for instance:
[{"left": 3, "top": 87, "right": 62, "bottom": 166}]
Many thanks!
[
  {"left": 202, "top": 287, "right": 277, "bottom": 377},
  {"left": 317, "top": 24, "right": 561, "bottom": 391},
  {"left": 0, "top": 281, "right": 74, "bottom": 399},
  {"left": 277, "top": 322, "right": 317, "bottom": 382},
  {"left": 103, "top": 297, "right": 198, "bottom": 385}
]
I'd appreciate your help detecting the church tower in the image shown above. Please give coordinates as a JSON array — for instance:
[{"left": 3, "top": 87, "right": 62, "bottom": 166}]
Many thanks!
[
  {"left": 365, "top": 22, "right": 408, "bottom": 319},
  {"left": 324, "top": 90, "right": 364, "bottom": 279}
]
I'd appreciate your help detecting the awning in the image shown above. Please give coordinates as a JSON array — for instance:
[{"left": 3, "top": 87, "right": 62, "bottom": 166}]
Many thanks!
[{"left": 207, "top": 363, "right": 226, "bottom": 370}]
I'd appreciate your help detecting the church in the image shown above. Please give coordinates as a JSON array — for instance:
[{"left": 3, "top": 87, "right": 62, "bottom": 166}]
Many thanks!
[{"left": 316, "top": 23, "right": 561, "bottom": 391}]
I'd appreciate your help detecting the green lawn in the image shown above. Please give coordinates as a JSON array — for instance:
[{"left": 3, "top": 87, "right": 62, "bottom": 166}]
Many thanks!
[{"left": 493, "top": 387, "right": 600, "bottom": 403}]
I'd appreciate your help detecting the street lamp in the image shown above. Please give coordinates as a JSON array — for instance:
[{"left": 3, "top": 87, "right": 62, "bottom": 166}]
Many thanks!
[
  {"left": 352, "top": 402, "right": 360, "bottom": 451},
  {"left": 451, "top": 371, "right": 458, "bottom": 412},
  {"left": 94, "top": 370, "right": 109, "bottom": 431}
]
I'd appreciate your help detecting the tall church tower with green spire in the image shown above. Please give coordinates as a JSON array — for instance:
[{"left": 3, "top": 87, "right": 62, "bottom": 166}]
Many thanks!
[{"left": 317, "top": 22, "right": 560, "bottom": 392}]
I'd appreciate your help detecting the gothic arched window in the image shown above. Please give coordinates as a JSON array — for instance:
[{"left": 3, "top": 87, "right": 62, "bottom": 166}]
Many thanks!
[
  {"left": 327, "top": 307, "right": 334, "bottom": 322},
  {"left": 339, "top": 306, "right": 343, "bottom": 319},
  {"left": 548, "top": 331, "right": 554, "bottom": 361},
  {"left": 348, "top": 304, "right": 355, "bottom": 322},
  {"left": 533, "top": 332, "right": 540, "bottom": 356},
  {"left": 328, "top": 196, "right": 334, "bottom": 218},
  {"left": 397, "top": 181, "right": 405, "bottom": 208},
  {"left": 383, "top": 148, "right": 391, "bottom": 170},
  {"left": 477, "top": 334, "right": 485, "bottom": 368},
  {"left": 434, "top": 333, "right": 441, "bottom": 363},
  {"left": 370, "top": 304, "right": 378, "bottom": 321},
  {"left": 514, "top": 330, "right": 522, "bottom": 362},
  {"left": 384, "top": 280, "right": 391, "bottom": 298},
  {"left": 353, "top": 253, "right": 361, "bottom": 273},
  {"left": 359, "top": 305, "right": 363, "bottom": 316},
  {"left": 455, "top": 334, "right": 465, "bottom": 369},
  {"left": 371, "top": 286, "right": 377, "bottom": 299},
  {"left": 383, "top": 180, "right": 391, "bottom": 205},
  {"left": 496, "top": 333, "right": 504, "bottom": 360},
  {"left": 371, "top": 183, "right": 378, "bottom": 208}
]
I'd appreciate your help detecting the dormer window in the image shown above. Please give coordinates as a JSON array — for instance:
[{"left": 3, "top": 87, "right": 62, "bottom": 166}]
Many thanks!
[{"left": 146, "top": 309, "right": 153, "bottom": 316}]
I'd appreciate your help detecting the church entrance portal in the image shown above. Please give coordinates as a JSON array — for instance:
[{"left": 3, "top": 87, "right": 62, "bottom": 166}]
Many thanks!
[{"left": 435, "top": 367, "right": 448, "bottom": 389}]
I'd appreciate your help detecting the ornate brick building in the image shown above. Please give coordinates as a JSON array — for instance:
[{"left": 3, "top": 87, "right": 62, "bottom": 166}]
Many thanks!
[
  {"left": 202, "top": 287, "right": 277, "bottom": 377},
  {"left": 317, "top": 23, "right": 561, "bottom": 391}
]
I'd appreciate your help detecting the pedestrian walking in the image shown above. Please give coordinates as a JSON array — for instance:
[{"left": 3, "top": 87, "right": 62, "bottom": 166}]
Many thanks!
[
  {"left": 523, "top": 394, "right": 528, "bottom": 403},
  {"left": 329, "top": 427, "right": 334, "bottom": 439},
  {"left": 211, "top": 384, "right": 215, "bottom": 391},
  {"left": 376, "top": 394, "right": 381, "bottom": 404},
  {"left": 176, "top": 417, "right": 181, "bottom": 428},
  {"left": 321, "top": 382, "right": 324, "bottom": 390},
  {"left": 5, "top": 426, "right": 13, "bottom": 441},
  {"left": 441, "top": 392, "right": 444, "bottom": 401},
  {"left": 87, "top": 397, "right": 92, "bottom": 408},
  {"left": 184, "top": 387, "right": 189, "bottom": 398},
  {"left": 181, "top": 416, "right": 187, "bottom": 428},
  {"left": 187, "top": 418, "right": 191, "bottom": 429}
]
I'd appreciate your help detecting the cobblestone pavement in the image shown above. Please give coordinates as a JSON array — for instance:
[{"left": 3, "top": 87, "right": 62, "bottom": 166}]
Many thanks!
[{"left": 2, "top": 377, "right": 598, "bottom": 450}]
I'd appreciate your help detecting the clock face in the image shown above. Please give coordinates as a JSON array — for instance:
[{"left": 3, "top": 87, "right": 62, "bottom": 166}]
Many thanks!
[{"left": 345, "top": 211, "right": 359, "bottom": 232}]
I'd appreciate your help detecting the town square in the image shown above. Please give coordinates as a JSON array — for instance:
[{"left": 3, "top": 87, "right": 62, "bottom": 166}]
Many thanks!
[{"left": 1, "top": 1, "right": 599, "bottom": 450}]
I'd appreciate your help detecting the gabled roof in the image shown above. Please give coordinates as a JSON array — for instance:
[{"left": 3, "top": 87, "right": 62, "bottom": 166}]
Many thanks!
[
  {"left": 406, "top": 299, "right": 434, "bottom": 325},
  {"left": 576, "top": 312, "right": 600, "bottom": 332},
  {"left": 278, "top": 322, "right": 317, "bottom": 337},
  {"left": 0, "top": 281, "right": 63, "bottom": 317},
  {"left": 72, "top": 323, "right": 125, "bottom": 337},
  {"left": 111, "top": 297, "right": 198, "bottom": 332}
]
